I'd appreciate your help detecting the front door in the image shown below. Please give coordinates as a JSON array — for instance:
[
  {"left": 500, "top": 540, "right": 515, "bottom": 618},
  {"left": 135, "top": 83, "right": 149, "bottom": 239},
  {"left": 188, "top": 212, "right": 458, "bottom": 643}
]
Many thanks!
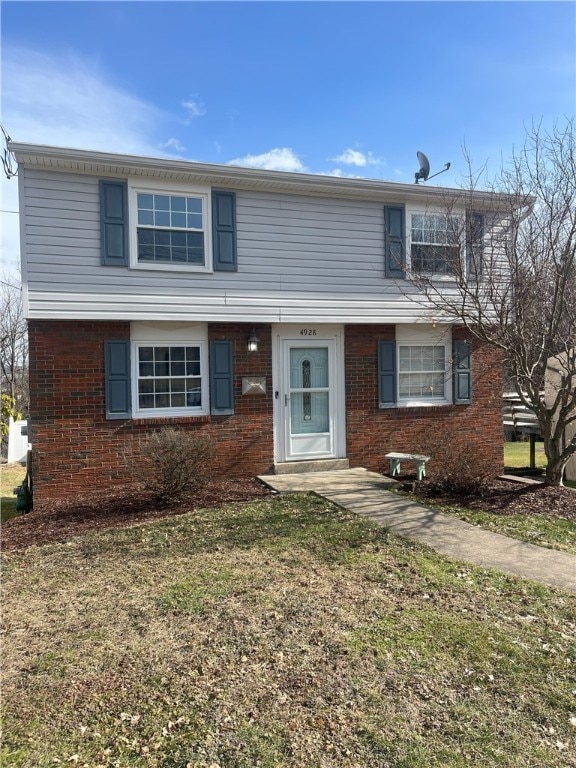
[{"left": 273, "top": 326, "right": 344, "bottom": 463}]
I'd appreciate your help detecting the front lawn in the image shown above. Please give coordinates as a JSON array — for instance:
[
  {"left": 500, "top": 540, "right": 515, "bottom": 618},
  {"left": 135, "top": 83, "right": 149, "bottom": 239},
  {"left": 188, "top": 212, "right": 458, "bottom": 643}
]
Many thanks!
[
  {"left": 504, "top": 440, "right": 546, "bottom": 471},
  {"left": 0, "top": 462, "right": 25, "bottom": 523},
  {"left": 3, "top": 495, "right": 575, "bottom": 767},
  {"left": 422, "top": 500, "right": 576, "bottom": 555}
]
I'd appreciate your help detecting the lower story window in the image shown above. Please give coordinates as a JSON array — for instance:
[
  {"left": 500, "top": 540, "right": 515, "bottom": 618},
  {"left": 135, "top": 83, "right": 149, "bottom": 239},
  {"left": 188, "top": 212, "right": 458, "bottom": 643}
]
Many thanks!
[
  {"left": 137, "top": 345, "right": 203, "bottom": 412},
  {"left": 398, "top": 344, "right": 446, "bottom": 400}
]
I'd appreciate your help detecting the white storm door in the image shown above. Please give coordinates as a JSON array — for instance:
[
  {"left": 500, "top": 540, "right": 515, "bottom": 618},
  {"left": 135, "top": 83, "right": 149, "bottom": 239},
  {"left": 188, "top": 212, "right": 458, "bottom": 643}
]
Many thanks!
[{"left": 283, "top": 340, "right": 336, "bottom": 460}]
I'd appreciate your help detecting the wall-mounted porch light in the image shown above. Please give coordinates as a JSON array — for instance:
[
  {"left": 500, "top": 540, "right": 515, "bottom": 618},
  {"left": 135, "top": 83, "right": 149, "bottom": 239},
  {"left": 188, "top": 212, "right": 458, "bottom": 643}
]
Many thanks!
[{"left": 247, "top": 328, "right": 259, "bottom": 353}]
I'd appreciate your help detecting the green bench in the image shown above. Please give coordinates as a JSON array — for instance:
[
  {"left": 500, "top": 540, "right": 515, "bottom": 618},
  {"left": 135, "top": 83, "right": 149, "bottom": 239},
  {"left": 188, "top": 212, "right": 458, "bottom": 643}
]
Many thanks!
[{"left": 385, "top": 452, "right": 430, "bottom": 482}]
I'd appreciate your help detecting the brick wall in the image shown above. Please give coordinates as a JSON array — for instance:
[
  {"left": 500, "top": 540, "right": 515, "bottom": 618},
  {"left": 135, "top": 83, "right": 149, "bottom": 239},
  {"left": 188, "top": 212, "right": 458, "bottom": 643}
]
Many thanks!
[
  {"left": 344, "top": 325, "right": 504, "bottom": 477},
  {"left": 28, "top": 320, "right": 274, "bottom": 505},
  {"left": 28, "top": 320, "right": 503, "bottom": 507}
]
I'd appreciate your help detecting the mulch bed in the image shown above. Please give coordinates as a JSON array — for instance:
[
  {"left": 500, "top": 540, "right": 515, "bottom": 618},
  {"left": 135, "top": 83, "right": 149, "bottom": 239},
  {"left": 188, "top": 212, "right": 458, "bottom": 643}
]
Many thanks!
[
  {"left": 414, "top": 477, "right": 576, "bottom": 520},
  {"left": 3, "top": 475, "right": 575, "bottom": 552},
  {"left": 2, "top": 478, "right": 271, "bottom": 552}
]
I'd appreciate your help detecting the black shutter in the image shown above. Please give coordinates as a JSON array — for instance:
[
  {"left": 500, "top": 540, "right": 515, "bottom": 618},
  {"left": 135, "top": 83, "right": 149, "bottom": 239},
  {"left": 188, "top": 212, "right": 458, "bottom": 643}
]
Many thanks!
[
  {"left": 105, "top": 340, "right": 131, "bottom": 419},
  {"left": 212, "top": 191, "right": 237, "bottom": 271},
  {"left": 378, "top": 340, "right": 397, "bottom": 408},
  {"left": 384, "top": 205, "right": 405, "bottom": 278},
  {"left": 210, "top": 340, "right": 234, "bottom": 415},
  {"left": 453, "top": 338, "right": 472, "bottom": 404},
  {"left": 100, "top": 180, "right": 128, "bottom": 266}
]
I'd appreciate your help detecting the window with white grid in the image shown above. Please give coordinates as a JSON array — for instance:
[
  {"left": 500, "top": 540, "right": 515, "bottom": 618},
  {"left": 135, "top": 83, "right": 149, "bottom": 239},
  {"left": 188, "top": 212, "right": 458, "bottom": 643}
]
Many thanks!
[
  {"left": 398, "top": 344, "right": 447, "bottom": 401},
  {"left": 135, "top": 344, "right": 204, "bottom": 414}
]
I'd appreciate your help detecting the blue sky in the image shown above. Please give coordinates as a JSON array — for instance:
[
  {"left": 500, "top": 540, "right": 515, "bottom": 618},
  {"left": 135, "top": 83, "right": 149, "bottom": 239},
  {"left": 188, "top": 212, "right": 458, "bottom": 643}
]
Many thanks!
[{"left": 1, "top": 0, "right": 575, "bottom": 267}]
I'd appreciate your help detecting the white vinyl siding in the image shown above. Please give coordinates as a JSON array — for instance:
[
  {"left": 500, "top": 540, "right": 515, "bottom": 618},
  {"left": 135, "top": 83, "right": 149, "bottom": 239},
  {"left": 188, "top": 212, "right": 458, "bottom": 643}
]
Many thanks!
[{"left": 21, "top": 168, "right": 461, "bottom": 322}]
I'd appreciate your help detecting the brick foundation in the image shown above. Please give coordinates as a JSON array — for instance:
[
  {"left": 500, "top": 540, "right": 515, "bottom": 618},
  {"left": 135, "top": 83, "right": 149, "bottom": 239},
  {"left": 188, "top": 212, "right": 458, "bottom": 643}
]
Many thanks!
[{"left": 28, "top": 321, "right": 503, "bottom": 507}]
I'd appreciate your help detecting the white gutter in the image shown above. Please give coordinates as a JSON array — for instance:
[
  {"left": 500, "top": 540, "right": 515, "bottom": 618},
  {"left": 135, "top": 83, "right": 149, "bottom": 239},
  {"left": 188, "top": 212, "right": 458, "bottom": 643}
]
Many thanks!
[{"left": 8, "top": 141, "right": 523, "bottom": 208}]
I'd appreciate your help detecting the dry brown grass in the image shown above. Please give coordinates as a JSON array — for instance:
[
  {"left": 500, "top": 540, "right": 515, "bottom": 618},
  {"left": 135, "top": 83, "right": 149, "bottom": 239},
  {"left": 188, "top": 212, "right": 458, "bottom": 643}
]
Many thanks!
[{"left": 2, "top": 495, "right": 576, "bottom": 767}]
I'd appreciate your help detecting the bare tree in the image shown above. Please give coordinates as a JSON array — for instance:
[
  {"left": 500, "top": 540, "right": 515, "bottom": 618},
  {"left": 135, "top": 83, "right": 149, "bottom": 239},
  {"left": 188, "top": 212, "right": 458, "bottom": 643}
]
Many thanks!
[
  {"left": 407, "top": 120, "right": 576, "bottom": 485},
  {"left": 1, "top": 274, "right": 29, "bottom": 418}
]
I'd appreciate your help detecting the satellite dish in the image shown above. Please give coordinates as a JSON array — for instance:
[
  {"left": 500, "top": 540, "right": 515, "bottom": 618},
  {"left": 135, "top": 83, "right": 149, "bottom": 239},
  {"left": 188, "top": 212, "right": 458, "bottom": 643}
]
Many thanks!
[
  {"left": 414, "top": 151, "right": 451, "bottom": 184},
  {"left": 415, "top": 151, "right": 430, "bottom": 183}
]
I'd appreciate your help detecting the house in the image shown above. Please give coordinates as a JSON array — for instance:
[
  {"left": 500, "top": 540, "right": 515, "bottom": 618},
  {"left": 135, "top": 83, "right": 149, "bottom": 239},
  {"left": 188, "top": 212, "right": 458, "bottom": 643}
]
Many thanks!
[{"left": 10, "top": 143, "right": 506, "bottom": 504}]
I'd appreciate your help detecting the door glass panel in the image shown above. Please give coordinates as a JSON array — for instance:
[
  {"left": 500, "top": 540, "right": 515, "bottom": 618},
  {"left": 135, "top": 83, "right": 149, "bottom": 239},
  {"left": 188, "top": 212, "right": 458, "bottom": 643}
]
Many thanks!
[
  {"left": 290, "top": 392, "right": 329, "bottom": 434},
  {"left": 290, "top": 348, "right": 328, "bottom": 388},
  {"left": 289, "top": 347, "right": 329, "bottom": 435}
]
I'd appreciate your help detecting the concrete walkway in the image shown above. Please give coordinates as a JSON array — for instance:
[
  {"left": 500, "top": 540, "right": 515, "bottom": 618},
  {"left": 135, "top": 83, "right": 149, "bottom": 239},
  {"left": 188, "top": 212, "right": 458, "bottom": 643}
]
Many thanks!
[{"left": 258, "top": 468, "right": 576, "bottom": 594}]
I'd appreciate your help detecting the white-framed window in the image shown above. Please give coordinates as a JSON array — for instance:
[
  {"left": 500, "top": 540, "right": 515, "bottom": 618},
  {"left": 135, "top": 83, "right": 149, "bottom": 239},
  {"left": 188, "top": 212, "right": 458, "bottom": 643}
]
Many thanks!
[
  {"left": 129, "top": 182, "right": 212, "bottom": 272},
  {"left": 398, "top": 344, "right": 446, "bottom": 400},
  {"left": 396, "top": 325, "right": 452, "bottom": 406},
  {"left": 410, "top": 213, "right": 460, "bottom": 275},
  {"left": 131, "top": 322, "right": 209, "bottom": 417}
]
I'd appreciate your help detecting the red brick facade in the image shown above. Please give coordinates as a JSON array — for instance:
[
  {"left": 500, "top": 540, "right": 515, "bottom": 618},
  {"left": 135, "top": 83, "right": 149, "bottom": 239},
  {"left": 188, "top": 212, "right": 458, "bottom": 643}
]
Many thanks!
[
  {"left": 28, "top": 320, "right": 503, "bottom": 506},
  {"left": 344, "top": 325, "right": 503, "bottom": 476}
]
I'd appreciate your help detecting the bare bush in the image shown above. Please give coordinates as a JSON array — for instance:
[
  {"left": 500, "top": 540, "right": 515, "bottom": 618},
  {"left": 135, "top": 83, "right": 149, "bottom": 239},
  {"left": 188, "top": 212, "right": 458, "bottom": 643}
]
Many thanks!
[
  {"left": 417, "top": 435, "right": 492, "bottom": 495},
  {"left": 136, "top": 428, "right": 215, "bottom": 504}
]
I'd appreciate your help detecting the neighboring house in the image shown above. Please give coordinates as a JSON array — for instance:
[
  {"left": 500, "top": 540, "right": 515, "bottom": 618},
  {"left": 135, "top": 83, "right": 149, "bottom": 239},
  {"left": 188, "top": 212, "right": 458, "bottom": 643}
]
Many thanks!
[{"left": 11, "top": 143, "right": 506, "bottom": 504}]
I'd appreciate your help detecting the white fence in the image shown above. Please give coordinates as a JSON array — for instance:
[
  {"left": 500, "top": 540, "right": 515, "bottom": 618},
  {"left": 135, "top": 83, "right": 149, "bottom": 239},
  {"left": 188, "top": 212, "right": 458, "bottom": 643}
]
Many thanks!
[{"left": 8, "top": 418, "right": 29, "bottom": 464}]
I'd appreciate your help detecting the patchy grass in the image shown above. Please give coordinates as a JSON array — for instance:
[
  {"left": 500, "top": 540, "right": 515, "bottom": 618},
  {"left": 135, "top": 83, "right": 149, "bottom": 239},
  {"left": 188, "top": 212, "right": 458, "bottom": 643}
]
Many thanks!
[
  {"left": 405, "top": 443, "right": 575, "bottom": 555},
  {"left": 2, "top": 494, "right": 576, "bottom": 767},
  {"left": 0, "top": 462, "right": 25, "bottom": 523},
  {"left": 421, "top": 501, "right": 576, "bottom": 555},
  {"left": 504, "top": 440, "right": 546, "bottom": 471}
]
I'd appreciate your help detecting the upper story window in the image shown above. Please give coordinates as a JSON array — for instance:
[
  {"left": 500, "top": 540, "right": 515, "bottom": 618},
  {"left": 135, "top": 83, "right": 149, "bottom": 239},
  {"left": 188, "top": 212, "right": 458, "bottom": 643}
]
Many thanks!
[
  {"left": 410, "top": 214, "right": 460, "bottom": 275},
  {"left": 137, "top": 193, "right": 205, "bottom": 265},
  {"left": 129, "top": 184, "right": 212, "bottom": 272}
]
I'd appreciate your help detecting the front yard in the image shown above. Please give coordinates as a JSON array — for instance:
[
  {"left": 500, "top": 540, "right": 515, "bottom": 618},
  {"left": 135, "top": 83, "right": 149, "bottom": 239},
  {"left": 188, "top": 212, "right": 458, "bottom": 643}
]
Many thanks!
[
  {"left": 0, "top": 462, "right": 26, "bottom": 524},
  {"left": 2, "top": 494, "right": 575, "bottom": 768}
]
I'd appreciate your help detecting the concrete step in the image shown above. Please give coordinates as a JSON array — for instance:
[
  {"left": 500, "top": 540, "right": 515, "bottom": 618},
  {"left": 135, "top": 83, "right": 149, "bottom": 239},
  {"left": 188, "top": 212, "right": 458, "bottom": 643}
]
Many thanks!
[{"left": 273, "top": 458, "right": 350, "bottom": 475}]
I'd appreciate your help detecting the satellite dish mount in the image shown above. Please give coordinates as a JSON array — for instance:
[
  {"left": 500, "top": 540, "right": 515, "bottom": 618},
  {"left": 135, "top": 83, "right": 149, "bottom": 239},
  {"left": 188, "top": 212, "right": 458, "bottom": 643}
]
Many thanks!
[{"left": 414, "top": 151, "right": 450, "bottom": 184}]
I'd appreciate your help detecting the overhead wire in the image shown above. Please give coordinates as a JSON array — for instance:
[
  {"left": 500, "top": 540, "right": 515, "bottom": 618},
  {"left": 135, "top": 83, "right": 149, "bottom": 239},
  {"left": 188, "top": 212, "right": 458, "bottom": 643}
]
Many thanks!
[{"left": 1, "top": 124, "right": 18, "bottom": 179}]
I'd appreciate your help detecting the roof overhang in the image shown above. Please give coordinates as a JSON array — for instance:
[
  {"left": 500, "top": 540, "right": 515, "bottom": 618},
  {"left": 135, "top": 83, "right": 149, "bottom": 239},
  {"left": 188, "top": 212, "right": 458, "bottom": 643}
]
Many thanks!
[{"left": 8, "top": 141, "right": 528, "bottom": 210}]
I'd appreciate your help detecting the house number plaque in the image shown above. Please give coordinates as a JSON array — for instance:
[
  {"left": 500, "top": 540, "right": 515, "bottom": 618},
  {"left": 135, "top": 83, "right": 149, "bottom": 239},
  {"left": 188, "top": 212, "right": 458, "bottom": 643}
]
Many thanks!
[{"left": 299, "top": 329, "right": 318, "bottom": 336}]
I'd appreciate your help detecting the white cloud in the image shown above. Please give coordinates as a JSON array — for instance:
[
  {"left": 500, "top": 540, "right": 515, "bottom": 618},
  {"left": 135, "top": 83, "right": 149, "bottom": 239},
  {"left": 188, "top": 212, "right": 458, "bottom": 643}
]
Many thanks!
[
  {"left": 227, "top": 148, "right": 306, "bottom": 173},
  {"left": 332, "top": 148, "right": 382, "bottom": 167},
  {"left": 181, "top": 98, "right": 206, "bottom": 119},
  {"left": 323, "top": 168, "right": 363, "bottom": 179},
  {"left": 161, "top": 137, "right": 187, "bottom": 154},
  {"left": 2, "top": 46, "right": 165, "bottom": 155},
  {"left": 1, "top": 46, "right": 171, "bottom": 268}
]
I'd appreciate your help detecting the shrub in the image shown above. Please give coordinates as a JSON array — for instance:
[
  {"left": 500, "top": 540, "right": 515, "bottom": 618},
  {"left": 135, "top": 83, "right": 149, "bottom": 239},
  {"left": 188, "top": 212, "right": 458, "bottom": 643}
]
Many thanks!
[
  {"left": 417, "top": 434, "right": 492, "bottom": 495},
  {"left": 137, "top": 428, "right": 215, "bottom": 504}
]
